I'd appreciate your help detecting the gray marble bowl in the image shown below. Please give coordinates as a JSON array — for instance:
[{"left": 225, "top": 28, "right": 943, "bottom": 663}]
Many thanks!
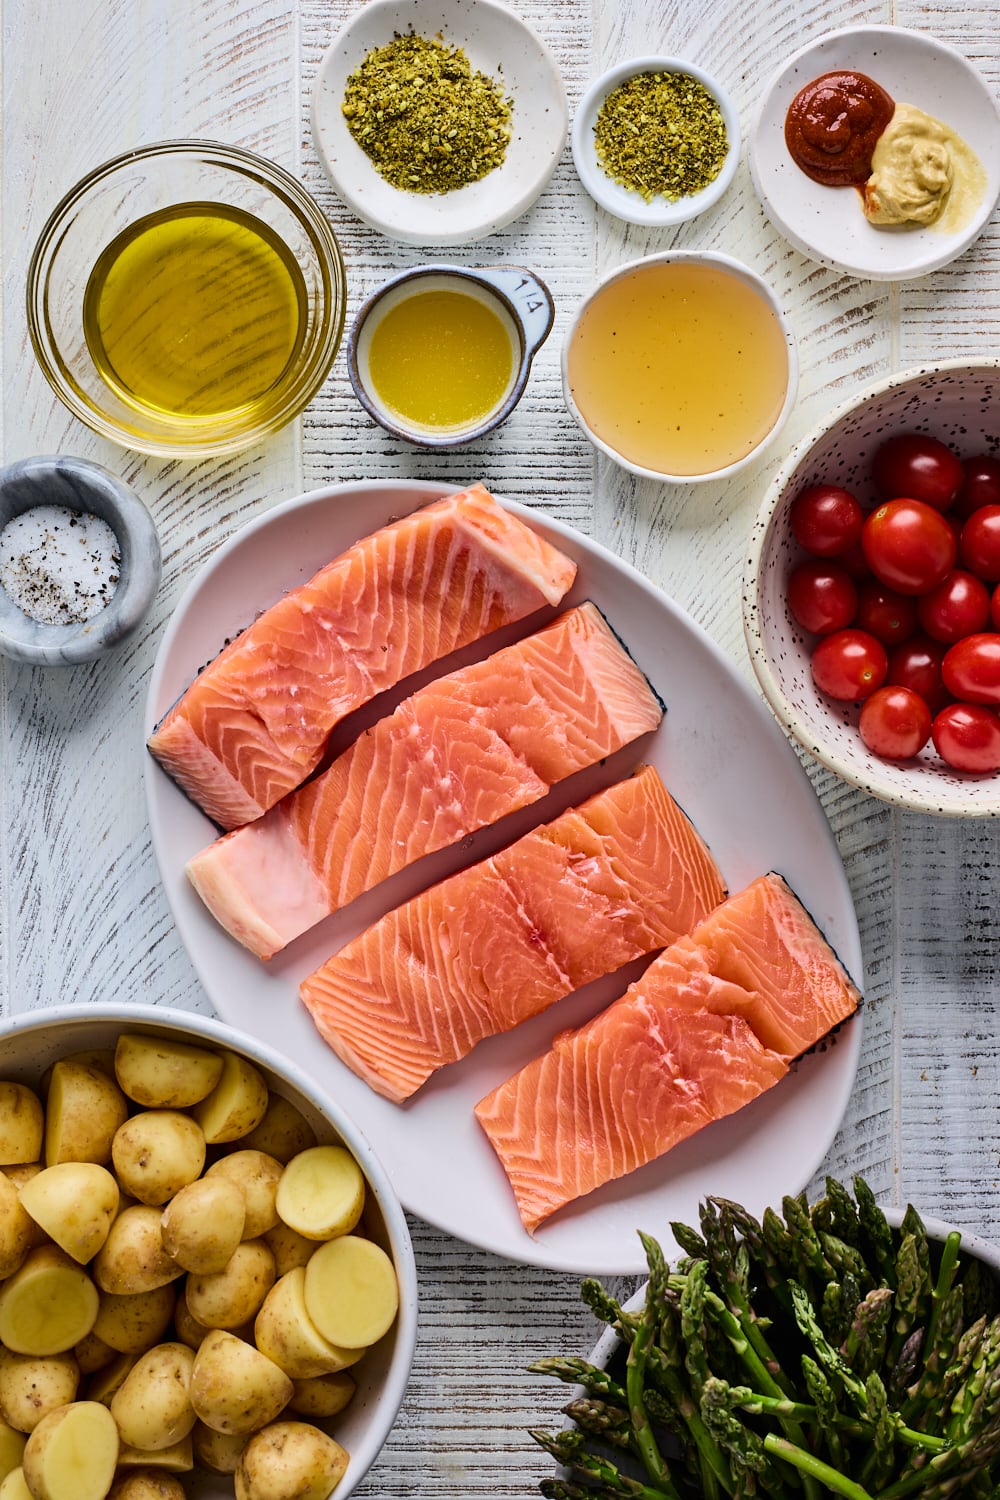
[{"left": 0, "top": 455, "right": 160, "bottom": 665}]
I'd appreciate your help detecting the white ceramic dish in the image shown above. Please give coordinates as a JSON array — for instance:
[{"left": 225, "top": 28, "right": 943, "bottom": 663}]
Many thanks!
[
  {"left": 0, "top": 1003, "right": 418, "bottom": 1500},
  {"left": 310, "top": 0, "right": 568, "bottom": 246},
  {"left": 572, "top": 56, "right": 741, "bottom": 227},
  {"left": 743, "top": 358, "right": 1000, "bottom": 818},
  {"left": 145, "top": 481, "right": 862, "bottom": 1276},
  {"left": 750, "top": 25, "right": 1000, "bottom": 281}
]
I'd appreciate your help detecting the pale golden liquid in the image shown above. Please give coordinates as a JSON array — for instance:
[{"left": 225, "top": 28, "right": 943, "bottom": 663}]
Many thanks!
[
  {"left": 567, "top": 262, "right": 789, "bottom": 475},
  {"left": 367, "top": 288, "right": 515, "bottom": 431},
  {"left": 83, "top": 203, "right": 307, "bottom": 426}
]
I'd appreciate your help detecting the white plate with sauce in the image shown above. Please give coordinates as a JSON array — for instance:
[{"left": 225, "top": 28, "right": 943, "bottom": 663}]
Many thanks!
[
  {"left": 145, "top": 481, "right": 863, "bottom": 1276},
  {"left": 750, "top": 25, "right": 1000, "bottom": 281},
  {"left": 310, "top": 0, "right": 568, "bottom": 246}
]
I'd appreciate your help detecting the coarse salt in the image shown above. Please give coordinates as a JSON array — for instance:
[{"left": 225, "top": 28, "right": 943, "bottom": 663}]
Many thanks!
[{"left": 0, "top": 505, "right": 121, "bottom": 626}]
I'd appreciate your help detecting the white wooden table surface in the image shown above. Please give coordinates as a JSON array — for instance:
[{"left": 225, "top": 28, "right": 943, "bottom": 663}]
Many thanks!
[{"left": 3, "top": 0, "right": 1000, "bottom": 1494}]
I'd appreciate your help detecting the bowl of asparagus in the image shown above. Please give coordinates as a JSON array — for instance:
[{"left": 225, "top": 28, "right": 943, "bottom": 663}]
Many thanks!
[{"left": 530, "top": 1175, "right": 1000, "bottom": 1500}]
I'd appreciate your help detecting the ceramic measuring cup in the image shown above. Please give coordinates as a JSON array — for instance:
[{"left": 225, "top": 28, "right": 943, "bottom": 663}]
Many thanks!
[{"left": 347, "top": 263, "right": 554, "bottom": 449}]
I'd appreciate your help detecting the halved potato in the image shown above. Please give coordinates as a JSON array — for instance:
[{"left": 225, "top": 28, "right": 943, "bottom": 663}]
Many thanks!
[
  {"left": 275, "top": 1146, "right": 365, "bottom": 1242},
  {"left": 92, "top": 1206, "right": 182, "bottom": 1295},
  {"left": 114, "top": 1035, "right": 222, "bottom": 1109},
  {"left": 0, "top": 1175, "right": 33, "bottom": 1280},
  {"left": 254, "top": 1270, "right": 362, "bottom": 1380},
  {"left": 185, "top": 1240, "right": 275, "bottom": 1330},
  {"left": 110, "top": 1343, "right": 196, "bottom": 1452},
  {"left": 286, "top": 1370, "right": 357, "bottom": 1421},
  {"left": 234, "top": 1420, "right": 348, "bottom": 1500},
  {"left": 0, "top": 1246, "right": 99, "bottom": 1355},
  {"left": 206, "top": 1151, "right": 283, "bottom": 1239},
  {"left": 189, "top": 1331, "right": 292, "bottom": 1437},
  {"left": 22, "top": 1401, "right": 119, "bottom": 1500},
  {"left": 0, "top": 1087, "right": 43, "bottom": 1168},
  {"left": 91, "top": 1286, "right": 176, "bottom": 1356},
  {"left": 43, "top": 1063, "right": 128, "bottom": 1168},
  {"left": 191, "top": 1054, "right": 269, "bottom": 1145},
  {"left": 18, "top": 1163, "right": 118, "bottom": 1264},
  {"left": 111, "top": 1112, "right": 206, "bottom": 1206},
  {"left": 0, "top": 1350, "right": 79, "bottom": 1433},
  {"left": 303, "top": 1235, "right": 398, "bottom": 1350},
  {"left": 0, "top": 1420, "right": 26, "bottom": 1485},
  {"left": 237, "top": 1094, "right": 316, "bottom": 1166}
]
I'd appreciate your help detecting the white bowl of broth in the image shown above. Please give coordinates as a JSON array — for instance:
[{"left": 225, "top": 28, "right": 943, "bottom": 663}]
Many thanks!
[
  {"left": 26, "top": 141, "right": 347, "bottom": 458},
  {"left": 562, "top": 251, "right": 798, "bottom": 483}
]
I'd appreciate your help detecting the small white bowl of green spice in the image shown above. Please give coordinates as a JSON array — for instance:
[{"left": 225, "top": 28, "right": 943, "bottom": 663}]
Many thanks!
[{"left": 572, "top": 56, "right": 741, "bottom": 226}]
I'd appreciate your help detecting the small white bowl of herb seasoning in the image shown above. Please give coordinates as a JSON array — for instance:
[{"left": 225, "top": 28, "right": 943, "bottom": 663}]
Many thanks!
[
  {"left": 0, "top": 455, "right": 160, "bottom": 666},
  {"left": 572, "top": 56, "right": 741, "bottom": 226}
]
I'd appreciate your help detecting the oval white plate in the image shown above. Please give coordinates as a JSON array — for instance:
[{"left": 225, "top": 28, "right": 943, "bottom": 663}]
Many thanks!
[
  {"left": 145, "top": 482, "right": 862, "bottom": 1275},
  {"left": 310, "top": 0, "right": 568, "bottom": 246},
  {"left": 750, "top": 25, "right": 1000, "bottom": 281}
]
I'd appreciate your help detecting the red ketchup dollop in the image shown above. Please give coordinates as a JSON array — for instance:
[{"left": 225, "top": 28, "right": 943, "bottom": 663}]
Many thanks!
[{"left": 784, "top": 70, "right": 895, "bottom": 187}]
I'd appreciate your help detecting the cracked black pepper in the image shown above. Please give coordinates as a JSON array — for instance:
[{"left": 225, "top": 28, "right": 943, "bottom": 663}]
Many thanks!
[
  {"left": 593, "top": 70, "right": 729, "bottom": 203},
  {"left": 341, "top": 33, "right": 512, "bottom": 194}
]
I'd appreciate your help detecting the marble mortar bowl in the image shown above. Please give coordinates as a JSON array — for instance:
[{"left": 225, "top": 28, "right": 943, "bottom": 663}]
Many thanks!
[{"left": 0, "top": 454, "right": 161, "bottom": 666}]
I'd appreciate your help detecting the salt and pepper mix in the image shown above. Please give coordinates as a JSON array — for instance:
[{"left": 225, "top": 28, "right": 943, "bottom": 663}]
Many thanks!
[{"left": 0, "top": 505, "right": 121, "bottom": 627}]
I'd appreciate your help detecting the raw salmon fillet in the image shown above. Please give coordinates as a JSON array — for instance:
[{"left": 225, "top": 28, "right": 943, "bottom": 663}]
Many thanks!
[
  {"left": 147, "top": 484, "right": 577, "bottom": 829},
  {"left": 475, "top": 872, "right": 860, "bottom": 1230},
  {"left": 185, "top": 603, "right": 663, "bottom": 959},
  {"left": 299, "top": 765, "right": 726, "bottom": 1102}
]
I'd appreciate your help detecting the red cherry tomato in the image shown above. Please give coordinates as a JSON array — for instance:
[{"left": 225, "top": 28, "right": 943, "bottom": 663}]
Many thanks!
[
  {"left": 954, "top": 454, "right": 1000, "bottom": 520},
  {"left": 871, "top": 433, "right": 963, "bottom": 511},
  {"left": 932, "top": 702, "right": 1000, "bottom": 773},
  {"left": 916, "top": 570, "right": 991, "bottom": 644},
  {"left": 941, "top": 633, "right": 1000, "bottom": 704},
  {"left": 789, "top": 485, "right": 865, "bottom": 557},
  {"left": 991, "top": 583, "right": 1000, "bottom": 631},
  {"left": 861, "top": 499, "right": 957, "bottom": 595},
  {"left": 858, "top": 686, "right": 932, "bottom": 760},
  {"left": 811, "top": 629, "right": 887, "bottom": 701},
  {"left": 885, "top": 634, "right": 949, "bottom": 715},
  {"left": 959, "top": 505, "right": 1000, "bottom": 581},
  {"left": 854, "top": 580, "right": 918, "bottom": 647},
  {"left": 786, "top": 560, "right": 858, "bottom": 635}
]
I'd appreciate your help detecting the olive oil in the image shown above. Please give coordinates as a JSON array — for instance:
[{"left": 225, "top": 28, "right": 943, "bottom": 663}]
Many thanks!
[
  {"left": 82, "top": 203, "right": 307, "bottom": 426},
  {"left": 567, "top": 261, "right": 789, "bottom": 475},
  {"left": 366, "top": 288, "right": 516, "bottom": 432}
]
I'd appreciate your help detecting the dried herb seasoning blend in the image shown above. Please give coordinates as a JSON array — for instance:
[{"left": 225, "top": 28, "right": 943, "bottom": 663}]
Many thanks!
[
  {"left": 342, "top": 33, "right": 513, "bottom": 194},
  {"left": 593, "top": 70, "right": 729, "bottom": 203}
]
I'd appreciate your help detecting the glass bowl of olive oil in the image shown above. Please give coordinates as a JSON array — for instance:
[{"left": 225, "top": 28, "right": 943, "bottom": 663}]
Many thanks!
[{"left": 26, "top": 141, "right": 347, "bottom": 458}]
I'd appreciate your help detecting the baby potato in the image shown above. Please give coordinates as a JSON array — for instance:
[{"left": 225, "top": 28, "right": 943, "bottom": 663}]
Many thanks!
[
  {"left": 191, "top": 1053, "right": 269, "bottom": 1146},
  {"left": 114, "top": 1035, "right": 223, "bottom": 1110},
  {"left": 0, "top": 1468, "right": 30, "bottom": 1500},
  {"left": 206, "top": 1151, "right": 283, "bottom": 1240},
  {"left": 0, "top": 1086, "right": 43, "bottom": 1168},
  {"left": 0, "top": 1350, "right": 79, "bottom": 1433},
  {"left": 39, "top": 1051, "right": 116, "bottom": 1093},
  {"left": 110, "top": 1342, "right": 196, "bottom": 1452},
  {"left": 254, "top": 1269, "right": 363, "bottom": 1381},
  {"left": 0, "top": 1419, "right": 26, "bottom": 1485},
  {"left": 262, "top": 1221, "right": 315, "bottom": 1278},
  {"left": 18, "top": 1163, "right": 118, "bottom": 1264},
  {"left": 287, "top": 1371, "right": 356, "bottom": 1421},
  {"left": 0, "top": 1174, "right": 33, "bottom": 1280},
  {"left": 185, "top": 1239, "right": 276, "bottom": 1330},
  {"left": 0, "top": 1245, "right": 98, "bottom": 1356},
  {"left": 171, "top": 1288, "right": 211, "bottom": 1353},
  {"left": 189, "top": 1330, "right": 293, "bottom": 1437},
  {"left": 107, "top": 1470, "right": 187, "bottom": 1500},
  {"left": 160, "top": 1175, "right": 245, "bottom": 1275},
  {"left": 22, "top": 1400, "right": 120, "bottom": 1500},
  {"left": 237, "top": 1094, "right": 317, "bottom": 1165},
  {"left": 92, "top": 1206, "right": 183, "bottom": 1295},
  {"left": 112, "top": 1112, "right": 206, "bottom": 1206},
  {"left": 44, "top": 1061, "right": 128, "bottom": 1168},
  {"left": 192, "top": 1420, "right": 248, "bottom": 1475},
  {"left": 275, "top": 1146, "right": 365, "bottom": 1242},
  {"left": 91, "top": 1285, "right": 176, "bottom": 1356},
  {"left": 303, "top": 1235, "right": 398, "bottom": 1351},
  {"left": 234, "top": 1419, "right": 349, "bottom": 1500}
]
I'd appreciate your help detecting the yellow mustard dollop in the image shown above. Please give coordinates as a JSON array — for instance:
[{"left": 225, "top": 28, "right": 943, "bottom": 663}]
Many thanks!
[{"left": 863, "top": 101, "right": 986, "bottom": 232}]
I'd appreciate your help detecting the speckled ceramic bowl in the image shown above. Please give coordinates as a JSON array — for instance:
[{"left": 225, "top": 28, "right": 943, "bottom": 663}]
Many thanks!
[
  {"left": 0, "top": 455, "right": 161, "bottom": 666},
  {"left": 742, "top": 359, "right": 1000, "bottom": 816}
]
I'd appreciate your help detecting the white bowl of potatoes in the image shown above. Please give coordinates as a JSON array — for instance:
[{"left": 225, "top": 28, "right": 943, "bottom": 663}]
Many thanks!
[{"left": 0, "top": 1004, "right": 418, "bottom": 1500}]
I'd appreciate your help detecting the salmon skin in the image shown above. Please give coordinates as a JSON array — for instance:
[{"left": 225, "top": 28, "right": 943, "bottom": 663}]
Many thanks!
[
  {"left": 147, "top": 484, "right": 578, "bottom": 830},
  {"left": 185, "top": 603, "right": 663, "bottom": 960},
  {"left": 299, "top": 765, "right": 726, "bottom": 1103},
  {"left": 474, "top": 872, "right": 861, "bottom": 1232}
]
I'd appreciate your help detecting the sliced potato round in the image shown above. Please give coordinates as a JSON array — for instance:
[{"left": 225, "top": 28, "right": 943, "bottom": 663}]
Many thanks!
[
  {"left": 18, "top": 1163, "right": 118, "bottom": 1264},
  {"left": 234, "top": 1419, "right": 349, "bottom": 1500},
  {"left": 159, "top": 1175, "right": 245, "bottom": 1275},
  {"left": 189, "top": 1330, "right": 293, "bottom": 1437},
  {"left": 0, "top": 1246, "right": 99, "bottom": 1355},
  {"left": 91, "top": 1286, "right": 176, "bottom": 1356},
  {"left": 0, "top": 1350, "right": 79, "bottom": 1433},
  {"left": 254, "top": 1269, "right": 363, "bottom": 1380},
  {"left": 206, "top": 1151, "right": 283, "bottom": 1240},
  {"left": 191, "top": 1054, "right": 269, "bottom": 1146},
  {"left": 111, "top": 1112, "right": 206, "bottom": 1206},
  {"left": 110, "top": 1343, "right": 196, "bottom": 1452},
  {"left": 43, "top": 1062, "right": 128, "bottom": 1168},
  {"left": 92, "top": 1206, "right": 182, "bottom": 1295},
  {"left": 0, "top": 1086, "right": 43, "bottom": 1168},
  {"left": 303, "top": 1235, "right": 398, "bottom": 1351},
  {"left": 22, "top": 1400, "right": 119, "bottom": 1500},
  {"left": 185, "top": 1239, "right": 275, "bottom": 1331},
  {"left": 114, "top": 1035, "right": 223, "bottom": 1110},
  {"left": 275, "top": 1146, "right": 365, "bottom": 1242},
  {"left": 287, "top": 1370, "right": 356, "bottom": 1421},
  {"left": 236, "top": 1094, "right": 317, "bottom": 1166}
]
